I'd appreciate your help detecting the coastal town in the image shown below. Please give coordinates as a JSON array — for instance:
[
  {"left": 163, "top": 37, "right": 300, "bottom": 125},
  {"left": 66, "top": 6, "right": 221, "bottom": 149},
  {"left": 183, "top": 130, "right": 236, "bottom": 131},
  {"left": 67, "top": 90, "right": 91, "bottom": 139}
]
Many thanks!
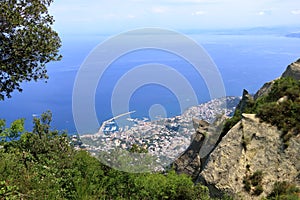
[{"left": 75, "top": 96, "right": 240, "bottom": 167}]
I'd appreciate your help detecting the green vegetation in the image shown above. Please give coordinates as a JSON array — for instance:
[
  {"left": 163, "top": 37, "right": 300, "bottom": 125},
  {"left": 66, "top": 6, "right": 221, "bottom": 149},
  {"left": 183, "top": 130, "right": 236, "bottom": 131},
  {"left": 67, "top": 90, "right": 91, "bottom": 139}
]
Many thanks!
[
  {"left": 0, "top": 0, "right": 62, "bottom": 100},
  {"left": 1, "top": 1, "right": 299, "bottom": 199},
  {"left": 267, "top": 182, "right": 300, "bottom": 200},
  {"left": 255, "top": 77, "right": 300, "bottom": 147},
  {"left": 0, "top": 2, "right": 214, "bottom": 198},
  {"left": 0, "top": 118, "right": 24, "bottom": 141},
  {"left": 1, "top": 77, "right": 293, "bottom": 199},
  {"left": 0, "top": 112, "right": 213, "bottom": 199},
  {"left": 243, "top": 170, "right": 264, "bottom": 196},
  {"left": 129, "top": 143, "right": 148, "bottom": 153},
  {"left": 221, "top": 77, "right": 300, "bottom": 148},
  {"left": 241, "top": 134, "right": 251, "bottom": 151},
  {"left": 220, "top": 110, "right": 243, "bottom": 138}
]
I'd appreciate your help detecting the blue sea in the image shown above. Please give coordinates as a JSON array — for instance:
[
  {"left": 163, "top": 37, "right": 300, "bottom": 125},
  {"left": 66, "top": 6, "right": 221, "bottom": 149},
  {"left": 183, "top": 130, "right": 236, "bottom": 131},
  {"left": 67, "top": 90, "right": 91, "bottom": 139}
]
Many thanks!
[{"left": 1, "top": 31, "right": 300, "bottom": 134}]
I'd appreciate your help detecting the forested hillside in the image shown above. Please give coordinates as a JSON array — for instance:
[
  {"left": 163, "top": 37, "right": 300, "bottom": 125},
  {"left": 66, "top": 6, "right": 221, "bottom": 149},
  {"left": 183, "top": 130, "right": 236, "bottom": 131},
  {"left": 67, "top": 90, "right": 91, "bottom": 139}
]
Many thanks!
[{"left": 0, "top": 112, "right": 212, "bottom": 199}]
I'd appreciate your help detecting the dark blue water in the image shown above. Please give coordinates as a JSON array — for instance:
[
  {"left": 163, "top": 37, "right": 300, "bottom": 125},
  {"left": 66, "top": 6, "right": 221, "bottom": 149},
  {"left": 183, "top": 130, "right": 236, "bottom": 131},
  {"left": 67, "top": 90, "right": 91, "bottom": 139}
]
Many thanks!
[{"left": 1, "top": 33, "right": 300, "bottom": 134}]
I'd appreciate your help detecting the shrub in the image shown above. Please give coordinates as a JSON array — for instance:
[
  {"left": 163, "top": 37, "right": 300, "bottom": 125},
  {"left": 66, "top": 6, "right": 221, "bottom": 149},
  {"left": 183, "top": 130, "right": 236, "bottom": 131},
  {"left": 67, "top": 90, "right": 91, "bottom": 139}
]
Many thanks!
[
  {"left": 267, "top": 181, "right": 300, "bottom": 200},
  {"left": 221, "top": 77, "right": 300, "bottom": 148},
  {"left": 255, "top": 77, "right": 300, "bottom": 148},
  {"left": 0, "top": 112, "right": 212, "bottom": 200},
  {"left": 243, "top": 170, "right": 264, "bottom": 196}
]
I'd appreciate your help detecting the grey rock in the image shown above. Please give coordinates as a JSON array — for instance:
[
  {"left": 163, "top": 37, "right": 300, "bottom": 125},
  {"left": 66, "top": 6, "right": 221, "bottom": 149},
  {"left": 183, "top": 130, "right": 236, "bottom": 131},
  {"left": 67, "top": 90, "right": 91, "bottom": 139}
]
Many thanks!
[
  {"left": 254, "top": 80, "right": 275, "bottom": 100},
  {"left": 282, "top": 58, "right": 300, "bottom": 80},
  {"left": 276, "top": 95, "right": 288, "bottom": 104},
  {"left": 174, "top": 118, "right": 208, "bottom": 180},
  {"left": 193, "top": 59, "right": 300, "bottom": 199},
  {"left": 198, "top": 114, "right": 300, "bottom": 199},
  {"left": 236, "top": 89, "right": 254, "bottom": 112},
  {"left": 174, "top": 115, "right": 228, "bottom": 180},
  {"left": 254, "top": 59, "right": 300, "bottom": 100}
]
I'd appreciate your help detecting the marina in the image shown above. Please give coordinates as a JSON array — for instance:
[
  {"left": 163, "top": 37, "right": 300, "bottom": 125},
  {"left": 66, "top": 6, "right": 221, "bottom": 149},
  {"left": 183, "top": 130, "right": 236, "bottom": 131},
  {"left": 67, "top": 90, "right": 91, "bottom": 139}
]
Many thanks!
[{"left": 79, "top": 97, "right": 240, "bottom": 167}]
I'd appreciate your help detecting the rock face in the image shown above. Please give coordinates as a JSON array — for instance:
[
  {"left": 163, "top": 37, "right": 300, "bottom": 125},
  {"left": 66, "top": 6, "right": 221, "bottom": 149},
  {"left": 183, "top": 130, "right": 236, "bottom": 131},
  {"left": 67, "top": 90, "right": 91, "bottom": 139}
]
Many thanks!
[
  {"left": 195, "top": 59, "right": 300, "bottom": 199},
  {"left": 173, "top": 119, "right": 208, "bottom": 180},
  {"left": 236, "top": 89, "right": 254, "bottom": 112},
  {"left": 253, "top": 80, "right": 275, "bottom": 100},
  {"left": 197, "top": 114, "right": 300, "bottom": 199},
  {"left": 254, "top": 58, "right": 300, "bottom": 99},
  {"left": 174, "top": 115, "right": 229, "bottom": 180},
  {"left": 175, "top": 59, "right": 300, "bottom": 199},
  {"left": 282, "top": 58, "right": 300, "bottom": 80}
]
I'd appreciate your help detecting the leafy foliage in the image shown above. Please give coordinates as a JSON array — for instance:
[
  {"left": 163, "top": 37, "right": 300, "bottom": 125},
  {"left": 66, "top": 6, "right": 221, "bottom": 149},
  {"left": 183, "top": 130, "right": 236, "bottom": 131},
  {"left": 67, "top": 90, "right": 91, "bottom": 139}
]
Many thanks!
[
  {"left": 243, "top": 170, "right": 264, "bottom": 196},
  {"left": 221, "top": 77, "right": 300, "bottom": 147},
  {"left": 0, "top": 111, "right": 212, "bottom": 199},
  {"left": 267, "top": 182, "right": 300, "bottom": 200},
  {"left": 0, "top": 180, "right": 19, "bottom": 199},
  {"left": 220, "top": 109, "right": 242, "bottom": 138},
  {"left": 255, "top": 77, "right": 300, "bottom": 147},
  {"left": 0, "top": 118, "right": 24, "bottom": 141},
  {"left": 0, "top": 0, "right": 62, "bottom": 100}
]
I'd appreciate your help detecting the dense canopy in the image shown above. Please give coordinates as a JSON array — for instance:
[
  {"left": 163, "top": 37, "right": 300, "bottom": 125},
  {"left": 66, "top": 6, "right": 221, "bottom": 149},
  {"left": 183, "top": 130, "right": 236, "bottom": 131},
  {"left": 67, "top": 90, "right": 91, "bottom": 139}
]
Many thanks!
[{"left": 0, "top": 0, "right": 61, "bottom": 100}]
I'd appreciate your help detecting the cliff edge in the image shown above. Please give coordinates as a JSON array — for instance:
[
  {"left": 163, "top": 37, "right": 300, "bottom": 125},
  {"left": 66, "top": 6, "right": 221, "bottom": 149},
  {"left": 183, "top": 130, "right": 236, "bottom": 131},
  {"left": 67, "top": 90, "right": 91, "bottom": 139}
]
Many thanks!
[
  {"left": 198, "top": 114, "right": 300, "bottom": 199},
  {"left": 179, "top": 58, "right": 300, "bottom": 199}
]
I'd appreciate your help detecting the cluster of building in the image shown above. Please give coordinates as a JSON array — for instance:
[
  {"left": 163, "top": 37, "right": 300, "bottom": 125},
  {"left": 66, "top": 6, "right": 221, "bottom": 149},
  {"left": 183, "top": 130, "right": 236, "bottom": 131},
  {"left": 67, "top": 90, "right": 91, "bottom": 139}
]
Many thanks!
[
  {"left": 80, "top": 116, "right": 191, "bottom": 160},
  {"left": 77, "top": 96, "right": 240, "bottom": 163}
]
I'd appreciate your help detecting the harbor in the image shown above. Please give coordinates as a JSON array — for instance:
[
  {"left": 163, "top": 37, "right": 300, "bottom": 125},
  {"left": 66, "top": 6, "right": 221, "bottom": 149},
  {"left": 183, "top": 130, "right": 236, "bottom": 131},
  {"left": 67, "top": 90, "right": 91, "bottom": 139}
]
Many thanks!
[{"left": 79, "top": 96, "right": 240, "bottom": 166}]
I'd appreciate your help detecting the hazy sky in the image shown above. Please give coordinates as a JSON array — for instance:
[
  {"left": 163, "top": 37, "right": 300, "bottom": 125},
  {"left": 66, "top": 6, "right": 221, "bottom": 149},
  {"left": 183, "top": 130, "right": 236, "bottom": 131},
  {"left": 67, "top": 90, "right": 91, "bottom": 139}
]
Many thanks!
[{"left": 49, "top": 0, "right": 300, "bottom": 34}]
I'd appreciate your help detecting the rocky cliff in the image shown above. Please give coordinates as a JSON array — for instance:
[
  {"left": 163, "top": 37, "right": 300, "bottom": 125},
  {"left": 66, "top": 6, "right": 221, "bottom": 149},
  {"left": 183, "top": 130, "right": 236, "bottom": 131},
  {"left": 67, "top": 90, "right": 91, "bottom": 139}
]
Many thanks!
[
  {"left": 282, "top": 58, "right": 300, "bottom": 80},
  {"left": 254, "top": 58, "right": 300, "bottom": 99},
  {"left": 176, "top": 59, "right": 300, "bottom": 199},
  {"left": 198, "top": 114, "right": 300, "bottom": 199},
  {"left": 173, "top": 119, "right": 207, "bottom": 180}
]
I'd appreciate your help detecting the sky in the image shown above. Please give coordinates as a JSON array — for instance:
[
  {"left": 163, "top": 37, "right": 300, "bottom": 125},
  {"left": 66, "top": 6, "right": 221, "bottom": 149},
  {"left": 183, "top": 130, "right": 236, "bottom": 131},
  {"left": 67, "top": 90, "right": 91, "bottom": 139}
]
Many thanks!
[{"left": 49, "top": 0, "right": 300, "bottom": 35}]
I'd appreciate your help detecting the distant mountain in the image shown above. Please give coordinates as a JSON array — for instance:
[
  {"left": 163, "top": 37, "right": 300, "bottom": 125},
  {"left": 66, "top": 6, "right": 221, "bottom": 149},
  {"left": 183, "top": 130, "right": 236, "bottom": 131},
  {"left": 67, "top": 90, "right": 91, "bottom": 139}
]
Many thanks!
[
  {"left": 182, "top": 26, "right": 300, "bottom": 36},
  {"left": 286, "top": 32, "right": 300, "bottom": 38}
]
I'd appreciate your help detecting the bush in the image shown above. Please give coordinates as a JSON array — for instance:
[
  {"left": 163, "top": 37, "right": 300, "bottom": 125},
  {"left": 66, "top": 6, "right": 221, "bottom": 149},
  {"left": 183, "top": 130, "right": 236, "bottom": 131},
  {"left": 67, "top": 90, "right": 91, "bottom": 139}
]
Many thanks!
[
  {"left": 243, "top": 170, "right": 264, "bottom": 196},
  {"left": 255, "top": 77, "right": 300, "bottom": 148},
  {"left": 267, "top": 182, "right": 300, "bottom": 200},
  {"left": 221, "top": 77, "right": 300, "bottom": 148},
  {"left": 0, "top": 112, "right": 212, "bottom": 200}
]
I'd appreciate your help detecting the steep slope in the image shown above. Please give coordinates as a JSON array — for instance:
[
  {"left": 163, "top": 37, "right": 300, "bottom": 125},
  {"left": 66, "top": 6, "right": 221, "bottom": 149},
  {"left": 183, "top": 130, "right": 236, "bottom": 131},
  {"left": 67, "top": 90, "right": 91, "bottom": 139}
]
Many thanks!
[
  {"left": 282, "top": 58, "right": 300, "bottom": 80},
  {"left": 254, "top": 58, "right": 300, "bottom": 99},
  {"left": 198, "top": 114, "right": 300, "bottom": 199},
  {"left": 190, "top": 58, "right": 300, "bottom": 199}
]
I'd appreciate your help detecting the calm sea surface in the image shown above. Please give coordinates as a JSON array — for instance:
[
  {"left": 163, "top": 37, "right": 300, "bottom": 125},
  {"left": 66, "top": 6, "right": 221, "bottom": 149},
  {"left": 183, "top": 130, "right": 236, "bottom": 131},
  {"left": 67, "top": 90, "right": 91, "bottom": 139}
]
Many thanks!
[{"left": 1, "top": 33, "right": 300, "bottom": 134}]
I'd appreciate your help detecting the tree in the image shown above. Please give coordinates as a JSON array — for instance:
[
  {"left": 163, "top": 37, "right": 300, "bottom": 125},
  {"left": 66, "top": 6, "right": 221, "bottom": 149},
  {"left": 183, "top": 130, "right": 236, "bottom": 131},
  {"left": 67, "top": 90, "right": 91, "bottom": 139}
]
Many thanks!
[
  {"left": 0, "top": 111, "right": 213, "bottom": 199},
  {"left": 0, "top": 118, "right": 24, "bottom": 142},
  {"left": 0, "top": 0, "right": 62, "bottom": 100}
]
